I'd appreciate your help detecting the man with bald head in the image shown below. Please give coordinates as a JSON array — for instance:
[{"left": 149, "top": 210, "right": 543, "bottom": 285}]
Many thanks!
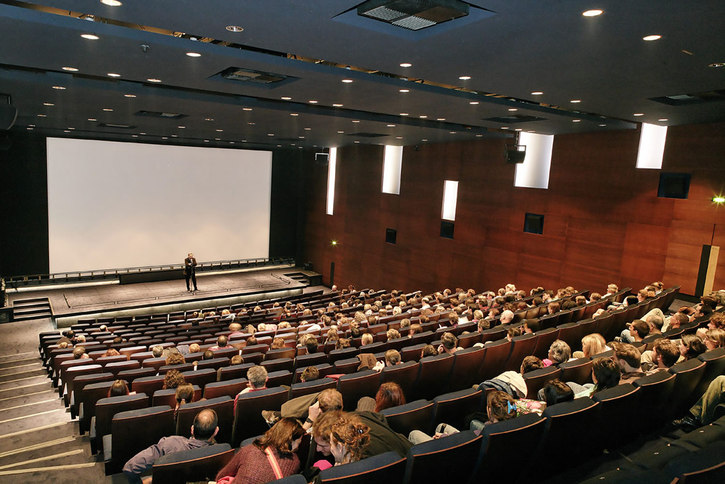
[{"left": 123, "top": 409, "right": 218, "bottom": 483}]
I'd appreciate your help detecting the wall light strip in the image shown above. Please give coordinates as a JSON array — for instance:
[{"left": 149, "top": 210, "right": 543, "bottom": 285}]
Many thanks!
[{"left": 326, "top": 147, "right": 337, "bottom": 215}]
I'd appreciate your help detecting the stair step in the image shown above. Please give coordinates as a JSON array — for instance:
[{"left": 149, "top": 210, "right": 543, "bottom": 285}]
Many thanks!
[
  {"left": 0, "top": 367, "right": 47, "bottom": 383},
  {"left": 0, "top": 437, "right": 89, "bottom": 470},
  {"left": 12, "top": 313, "right": 53, "bottom": 322},
  {"left": 0, "top": 357, "right": 41, "bottom": 370},
  {"left": 11, "top": 297, "right": 49, "bottom": 306},
  {"left": 13, "top": 307, "right": 51, "bottom": 315},
  {"left": 0, "top": 462, "right": 104, "bottom": 483},
  {"left": 0, "top": 375, "right": 50, "bottom": 392},
  {"left": 0, "top": 388, "right": 59, "bottom": 411},
  {"left": 0, "top": 422, "right": 77, "bottom": 454},
  {"left": 0, "top": 398, "right": 67, "bottom": 424}
]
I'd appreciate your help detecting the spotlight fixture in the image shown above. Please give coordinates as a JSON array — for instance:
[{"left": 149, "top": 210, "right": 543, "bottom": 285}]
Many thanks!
[
  {"left": 186, "top": 52, "right": 201, "bottom": 57},
  {"left": 712, "top": 196, "right": 725, "bottom": 204},
  {"left": 643, "top": 34, "right": 662, "bottom": 41},
  {"left": 226, "top": 25, "right": 244, "bottom": 32},
  {"left": 107, "top": 73, "right": 121, "bottom": 77},
  {"left": 582, "top": 9, "right": 603, "bottom": 17},
  {"left": 81, "top": 33, "right": 99, "bottom": 40},
  {"left": 101, "top": 0, "right": 122, "bottom": 6},
  {"left": 400, "top": 63, "right": 412, "bottom": 68}
]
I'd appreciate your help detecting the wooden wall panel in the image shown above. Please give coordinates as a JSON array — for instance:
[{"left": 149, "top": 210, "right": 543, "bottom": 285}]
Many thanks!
[{"left": 301, "top": 122, "right": 725, "bottom": 296}]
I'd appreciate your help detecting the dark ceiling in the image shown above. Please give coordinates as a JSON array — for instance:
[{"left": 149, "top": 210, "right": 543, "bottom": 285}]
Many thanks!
[{"left": 1, "top": 0, "right": 723, "bottom": 150}]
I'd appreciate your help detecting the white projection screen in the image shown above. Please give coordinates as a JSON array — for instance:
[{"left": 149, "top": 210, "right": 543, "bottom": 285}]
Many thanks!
[{"left": 47, "top": 138, "right": 272, "bottom": 273}]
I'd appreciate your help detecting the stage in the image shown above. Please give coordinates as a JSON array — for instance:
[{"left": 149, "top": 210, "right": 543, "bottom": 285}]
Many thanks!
[{"left": 5, "top": 265, "right": 323, "bottom": 327}]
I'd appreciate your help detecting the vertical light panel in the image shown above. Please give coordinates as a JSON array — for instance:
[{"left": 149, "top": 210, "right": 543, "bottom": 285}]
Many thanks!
[
  {"left": 382, "top": 145, "right": 403, "bottom": 194},
  {"left": 326, "top": 147, "right": 337, "bottom": 215},
  {"left": 514, "top": 132, "right": 554, "bottom": 189},
  {"left": 441, "top": 180, "right": 459, "bottom": 221},
  {"left": 636, "top": 123, "right": 668, "bottom": 169}
]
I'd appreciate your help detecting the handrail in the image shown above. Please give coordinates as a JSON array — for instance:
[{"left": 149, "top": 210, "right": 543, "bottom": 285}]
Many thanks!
[{"left": 3, "top": 257, "right": 295, "bottom": 288}]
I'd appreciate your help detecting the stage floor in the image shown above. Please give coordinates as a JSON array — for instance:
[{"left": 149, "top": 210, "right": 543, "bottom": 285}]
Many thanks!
[{"left": 7, "top": 266, "right": 317, "bottom": 319}]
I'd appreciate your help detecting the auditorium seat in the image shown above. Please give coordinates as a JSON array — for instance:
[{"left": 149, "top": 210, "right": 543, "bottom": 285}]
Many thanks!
[
  {"left": 104, "top": 360, "right": 141, "bottom": 377},
  {"left": 381, "top": 400, "right": 435, "bottom": 436},
  {"left": 400, "top": 344, "right": 426, "bottom": 362},
  {"left": 62, "top": 363, "right": 103, "bottom": 405},
  {"left": 332, "top": 357, "right": 361, "bottom": 375},
  {"left": 558, "top": 357, "right": 594, "bottom": 385},
  {"left": 219, "top": 363, "right": 254, "bottom": 381},
  {"left": 195, "top": 356, "right": 231, "bottom": 371},
  {"left": 633, "top": 371, "right": 677, "bottom": 434},
  {"left": 319, "top": 451, "right": 406, "bottom": 484},
  {"left": 242, "top": 352, "right": 265, "bottom": 365},
  {"left": 289, "top": 377, "right": 337, "bottom": 400},
  {"left": 152, "top": 385, "right": 201, "bottom": 407},
  {"left": 71, "top": 371, "right": 115, "bottom": 420},
  {"left": 531, "top": 327, "right": 559, "bottom": 360},
  {"left": 181, "top": 368, "right": 218, "bottom": 389},
  {"left": 204, "top": 378, "right": 248, "bottom": 400},
  {"left": 402, "top": 430, "right": 482, "bottom": 484},
  {"left": 479, "top": 326, "right": 507, "bottom": 345},
  {"left": 232, "top": 387, "right": 289, "bottom": 446},
  {"left": 592, "top": 383, "right": 640, "bottom": 450},
  {"left": 294, "top": 352, "right": 329, "bottom": 369},
  {"left": 151, "top": 443, "right": 234, "bottom": 484},
  {"left": 337, "top": 370, "right": 381, "bottom": 411},
  {"left": 471, "top": 413, "right": 547, "bottom": 483},
  {"left": 266, "top": 370, "right": 293, "bottom": 387},
  {"left": 265, "top": 347, "right": 296, "bottom": 360},
  {"left": 158, "top": 363, "right": 195, "bottom": 374},
  {"left": 412, "top": 354, "right": 454, "bottom": 401},
  {"left": 523, "top": 366, "right": 562, "bottom": 399},
  {"left": 294, "top": 363, "right": 333, "bottom": 383},
  {"left": 131, "top": 375, "right": 166, "bottom": 403},
  {"left": 141, "top": 357, "right": 167, "bottom": 372},
  {"left": 695, "top": 347, "right": 725, "bottom": 396},
  {"left": 380, "top": 360, "right": 419, "bottom": 398},
  {"left": 478, "top": 339, "right": 511, "bottom": 382},
  {"left": 91, "top": 393, "right": 148, "bottom": 454},
  {"left": 328, "top": 347, "right": 360, "bottom": 364},
  {"left": 176, "top": 396, "right": 234, "bottom": 444},
  {"left": 117, "top": 367, "right": 157, "bottom": 385},
  {"left": 261, "top": 357, "right": 295, "bottom": 373},
  {"left": 505, "top": 333, "right": 538, "bottom": 371},
  {"left": 556, "top": 322, "right": 587, "bottom": 351},
  {"left": 78, "top": 379, "right": 116, "bottom": 434},
  {"left": 668, "top": 359, "right": 707, "bottom": 418},
  {"left": 431, "top": 388, "right": 482, "bottom": 431},
  {"left": 106, "top": 405, "right": 175, "bottom": 474},
  {"left": 456, "top": 331, "right": 482, "bottom": 348}
]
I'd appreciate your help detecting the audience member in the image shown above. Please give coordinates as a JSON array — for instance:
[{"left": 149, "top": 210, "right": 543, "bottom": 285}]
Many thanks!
[
  {"left": 543, "top": 340, "right": 572, "bottom": 366},
  {"left": 108, "top": 379, "right": 130, "bottom": 397},
  {"left": 163, "top": 370, "right": 186, "bottom": 390}
]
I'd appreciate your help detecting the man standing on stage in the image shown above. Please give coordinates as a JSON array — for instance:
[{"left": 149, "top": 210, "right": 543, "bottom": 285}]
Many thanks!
[{"left": 184, "top": 252, "right": 198, "bottom": 292}]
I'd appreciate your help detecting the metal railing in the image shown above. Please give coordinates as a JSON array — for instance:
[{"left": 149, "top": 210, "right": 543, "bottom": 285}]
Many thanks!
[{"left": 3, "top": 256, "right": 295, "bottom": 289}]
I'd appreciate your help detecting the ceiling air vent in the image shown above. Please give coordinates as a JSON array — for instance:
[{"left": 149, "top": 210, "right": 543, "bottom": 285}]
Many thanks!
[
  {"left": 218, "top": 67, "right": 293, "bottom": 85},
  {"left": 98, "top": 122, "right": 136, "bottom": 129},
  {"left": 357, "top": 0, "right": 469, "bottom": 31},
  {"left": 135, "top": 111, "right": 187, "bottom": 120},
  {"left": 484, "top": 114, "right": 546, "bottom": 124},
  {"left": 650, "top": 90, "right": 725, "bottom": 106}
]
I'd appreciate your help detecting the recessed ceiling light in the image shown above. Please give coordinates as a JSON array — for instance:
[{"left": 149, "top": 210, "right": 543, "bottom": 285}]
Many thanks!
[
  {"left": 399, "top": 62, "right": 412, "bottom": 68},
  {"left": 308, "top": 100, "right": 318, "bottom": 104},
  {"left": 81, "top": 33, "right": 99, "bottom": 40},
  {"left": 501, "top": 126, "right": 509, "bottom": 130},
  {"left": 101, "top": 0, "right": 122, "bottom": 6},
  {"left": 643, "top": 34, "right": 662, "bottom": 41},
  {"left": 476, "top": 134, "right": 483, "bottom": 137},
  {"left": 508, "top": 108, "right": 518, "bottom": 112},
  {"left": 436, "top": 118, "right": 445, "bottom": 121},
  {"left": 459, "top": 75, "right": 471, "bottom": 80},
  {"left": 102, "top": 108, "right": 113, "bottom": 111},
  {"left": 708, "top": 62, "right": 725, "bottom": 68},
  {"left": 162, "top": 136, "right": 169, "bottom": 140},
  {"left": 570, "top": 99, "right": 581, "bottom": 103},
  {"left": 290, "top": 113, "right": 299, "bottom": 116},
  {"left": 204, "top": 139, "right": 209, "bottom": 143},
  {"left": 354, "top": 140, "right": 360, "bottom": 144},
  {"left": 204, "top": 117, "right": 214, "bottom": 121},
  {"left": 147, "top": 78, "right": 162, "bottom": 83},
  {"left": 52, "top": 86, "right": 66, "bottom": 90},
  {"left": 186, "top": 52, "right": 201, "bottom": 57},
  {"left": 469, "top": 101, "right": 479, "bottom": 105},
  {"left": 337, "top": 130, "right": 344, "bottom": 134},
  {"left": 267, "top": 133, "right": 274, "bottom": 136},
  {"left": 107, "top": 72, "right": 121, "bottom": 78},
  {"left": 304, "top": 127, "right": 311, "bottom": 130},
  {"left": 281, "top": 96, "right": 292, "bottom": 100},
  {"left": 332, "top": 103, "right": 343, "bottom": 107},
  {"left": 67, "top": 127, "right": 75, "bottom": 130},
  {"left": 582, "top": 9, "right": 603, "bottom": 17},
  {"left": 229, "top": 141, "right": 234, "bottom": 144},
  {"left": 43, "top": 102, "right": 54, "bottom": 106},
  {"left": 400, "top": 113, "right": 409, "bottom": 116},
  {"left": 62, "top": 66, "right": 78, "bottom": 72},
  {"left": 132, "top": 134, "right": 138, "bottom": 137},
  {"left": 299, "top": 136, "right": 305, "bottom": 139},
  {"left": 27, "top": 127, "right": 33, "bottom": 130},
  {"left": 37, "top": 114, "right": 47, "bottom": 117},
  {"left": 171, "top": 134, "right": 178, "bottom": 137},
  {"left": 87, "top": 118, "right": 97, "bottom": 121},
  {"left": 387, "top": 124, "right": 396, "bottom": 127},
  {"left": 215, "top": 137, "right": 221, "bottom": 141},
  {"left": 658, "top": 118, "right": 669, "bottom": 122},
  {"left": 178, "top": 125, "right": 186, "bottom": 128},
  {"left": 633, "top": 113, "right": 644, "bottom": 116},
  {"left": 598, "top": 124, "right": 607, "bottom": 127},
  {"left": 531, "top": 91, "right": 544, "bottom": 95},
  {"left": 63, "top": 130, "right": 70, "bottom": 133},
  {"left": 226, "top": 25, "right": 244, "bottom": 32},
  {"left": 421, "top": 139, "right": 428, "bottom": 142},
  {"left": 399, "top": 89, "right": 409, "bottom": 93},
  {"left": 514, "top": 128, "right": 522, "bottom": 132},
  {"left": 242, "top": 107, "right": 253, "bottom": 111},
  {"left": 124, "top": 94, "right": 136, "bottom": 98},
  {"left": 395, "top": 136, "right": 403, "bottom": 139},
  {"left": 247, "top": 122, "right": 255, "bottom": 125},
  {"left": 215, "top": 129, "right": 223, "bottom": 132},
  {"left": 341, "top": 79, "right": 353, "bottom": 83},
  {"left": 419, "top": 115, "right": 427, "bottom": 119},
  {"left": 449, "top": 131, "right": 456, "bottom": 134},
  {"left": 352, "top": 120, "right": 360, "bottom": 123},
  {"left": 572, "top": 119, "right": 581, "bottom": 123}
]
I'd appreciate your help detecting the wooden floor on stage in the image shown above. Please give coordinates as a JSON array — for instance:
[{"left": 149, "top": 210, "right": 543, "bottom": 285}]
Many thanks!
[{"left": 7, "top": 268, "right": 314, "bottom": 317}]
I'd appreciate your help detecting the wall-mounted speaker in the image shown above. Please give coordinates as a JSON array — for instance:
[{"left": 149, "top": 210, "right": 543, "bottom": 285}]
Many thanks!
[
  {"left": 658, "top": 172, "right": 691, "bottom": 199},
  {"left": 440, "top": 221, "right": 454, "bottom": 239},
  {"left": 505, "top": 144, "right": 526, "bottom": 164},
  {"left": 385, "top": 228, "right": 397, "bottom": 244},
  {"left": 524, "top": 213, "right": 544, "bottom": 234}
]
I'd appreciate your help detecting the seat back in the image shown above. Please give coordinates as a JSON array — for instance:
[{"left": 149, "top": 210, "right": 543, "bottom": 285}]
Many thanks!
[
  {"left": 176, "top": 396, "right": 234, "bottom": 444},
  {"left": 669, "top": 359, "right": 707, "bottom": 418},
  {"left": 131, "top": 375, "right": 166, "bottom": 403},
  {"left": 432, "top": 388, "right": 483, "bottom": 431},
  {"left": 109, "top": 405, "right": 174, "bottom": 474},
  {"left": 337, "top": 370, "right": 382, "bottom": 411},
  {"left": 289, "top": 377, "right": 337, "bottom": 400},
  {"left": 152, "top": 443, "right": 235, "bottom": 484},
  {"left": 380, "top": 361, "right": 419, "bottom": 398},
  {"left": 203, "top": 378, "right": 248, "bottom": 399},
  {"left": 695, "top": 347, "right": 725, "bottom": 397},
  {"left": 93, "top": 393, "right": 148, "bottom": 452},
  {"left": 181, "top": 368, "right": 218, "bottom": 389},
  {"left": 558, "top": 357, "right": 594, "bottom": 385},
  {"left": 592, "top": 383, "right": 640, "bottom": 450},
  {"left": 319, "top": 451, "right": 407, "bottom": 484},
  {"left": 381, "top": 400, "right": 435, "bottom": 436},
  {"left": 478, "top": 340, "right": 511, "bottom": 382},
  {"left": 633, "top": 370, "right": 677, "bottom": 434},
  {"left": 412, "top": 354, "right": 454, "bottom": 401},
  {"left": 152, "top": 385, "right": 202, "bottom": 408},
  {"left": 266, "top": 370, "right": 293, "bottom": 387},
  {"left": 219, "top": 363, "right": 254, "bottom": 381},
  {"left": 232, "top": 387, "right": 289, "bottom": 446},
  {"left": 261, "top": 357, "right": 295, "bottom": 373},
  {"left": 531, "top": 327, "right": 559, "bottom": 360},
  {"left": 195, "top": 357, "right": 231, "bottom": 371},
  {"left": 403, "top": 430, "right": 481, "bottom": 484},
  {"left": 505, "top": 333, "right": 538, "bottom": 371},
  {"left": 449, "top": 347, "right": 485, "bottom": 391},
  {"left": 78, "top": 378, "right": 115, "bottom": 434},
  {"left": 523, "top": 366, "right": 562, "bottom": 399}
]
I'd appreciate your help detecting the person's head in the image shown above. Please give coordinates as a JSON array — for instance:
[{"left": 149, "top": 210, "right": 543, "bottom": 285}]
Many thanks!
[
  {"left": 500, "top": 310, "right": 515, "bottom": 324},
  {"left": 216, "top": 335, "right": 228, "bottom": 348},
  {"left": 506, "top": 325, "right": 524, "bottom": 340},
  {"left": 629, "top": 320, "right": 650, "bottom": 340},
  {"left": 187, "top": 343, "right": 200, "bottom": 354},
  {"left": 607, "top": 283, "right": 619, "bottom": 294},
  {"left": 680, "top": 334, "right": 707, "bottom": 360},
  {"left": 409, "top": 323, "right": 423, "bottom": 336},
  {"left": 151, "top": 345, "right": 164, "bottom": 358},
  {"left": 191, "top": 409, "right": 218, "bottom": 441},
  {"left": 166, "top": 351, "right": 186, "bottom": 366},
  {"left": 386, "top": 328, "right": 401, "bottom": 341},
  {"left": 421, "top": 344, "right": 437, "bottom": 358},
  {"left": 312, "top": 410, "right": 342, "bottom": 456},
  {"left": 175, "top": 383, "right": 195, "bottom": 405},
  {"left": 201, "top": 350, "right": 213, "bottom": 360},
  {"left": 73, "top": 346, "right": 86, "bottom": 359},
  {"left": 440, "top": 332, "right": 458, "bottom": 352},
  {"left": 652, "top": 338, "right": 680, "bottom": 368},
  {"left": 374, "top": 382, "right": 406, "bottom": 412},
  {"left": 75, "top": 334, "right": 86, "bottom": 343},
  {"left": 300, "top": 366, "right": 320, "bottom": 383},
  {"left": 708, "top": 313, "right": 725, "bottom": 330},
  {"left": 590, "top": 292, "right": 602, "bottom": 302},
  {"left": 548, "top": 340, "right": 571, "bottom": 364},
  {"left": 229, "top": 322, "right": 242, "bottom": 333},
  {"left": 246, "top": 365, "right": 268, "bottom": 389},
  {"left": 305, "top": 336, "right": 319, "bottom": 354},
  {"left": 581, "top": 333, "right": 607, "bottom": 358},
  {"left": 329, "top": 413, "right": 371, "bottom": 465},
  {"left": 318, "top": 389, "right": 344, "bottom": 412},
  {"left": 336, "top": 338, "right": 351, "bottom": 350},
  {"left": 669, "top": 312, "right": 689, "bottom": 330},
  {"left": 271, "top": 337, "right": 285, "bottom": 349},
  {"left": 486, "top": 390, "right": 518, "bottom": 423},
  {"left": 704, "top": 328, "right": 725, "bottom": 350},
  {"left": 520, "top": 355, "right": 544, "bottom": 374},
  {"left": 610, "top": 341, "right": 641, "bottom": 372},
  {"left": 255, "top": 417, "right": 305, "bottom": 455},
  {"left": 188, "top": 252, "right": 194, "bottom": 258},
  {"left": 361, "top": 333, "right": 373, "bottom": 346},
  {"left": 384, "top": 349, "right": 401, "bottom": 366},
  {"left": 246, "top": 336, "right": 258, "bottom": 346},
  {"left": 230, "top": 354, "right": 243, "bottom": 365},
  {"left": 108, "top": 379, "right": 129, "bottom": 397},
  {"left": 103, "top": 348, "right": 120, "bottom": 357},
  {"left": 592, "top": 357, "right": 620, "bottom": 391},
  {"left": 163, "top": 369, "right": 186, "bottom": 389},
  {"left": 547, "top": 302, "right": 560, "bottom": 314},
  {"left": 542, "top": 379, "right": 574, "bottom": 406}
]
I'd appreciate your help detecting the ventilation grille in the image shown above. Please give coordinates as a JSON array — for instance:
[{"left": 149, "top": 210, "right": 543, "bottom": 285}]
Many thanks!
[
  {"left": 218, "top": 67, "right": 292, "bottom": 85},
  {"left": 484, "top": 114, "right": 546, "bottom": 124},
  {"left": 97, "top": 122, "right": 136, "bottom": 129},
  {"left": 346, "top": 132, "right": 388, "bottom": 138},
  {"left": 135, "top": 111, "right": 187, "bottom": 119},
  {"left": 357, "top": 0, "right": 469, "bottom": 31},
  {"left": 650, "top": 90, "right": 725, "bottom": 106}
]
